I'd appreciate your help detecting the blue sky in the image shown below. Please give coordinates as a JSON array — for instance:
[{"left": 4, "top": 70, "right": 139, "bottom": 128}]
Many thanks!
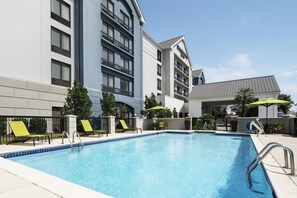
[{"left": 138, "top": 0, "right": 297, "bottom": 111}]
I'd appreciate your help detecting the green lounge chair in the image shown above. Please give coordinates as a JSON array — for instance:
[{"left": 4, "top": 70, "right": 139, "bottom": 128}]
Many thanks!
[
  {"left": 118, "top": 119, "right": 142, "bottom": 133},
  {"left": 8, "top": 121, "right": 50, "bottom": 146},
  {"left": 80, "top": 120, "right": 108, "bottom": 137}
]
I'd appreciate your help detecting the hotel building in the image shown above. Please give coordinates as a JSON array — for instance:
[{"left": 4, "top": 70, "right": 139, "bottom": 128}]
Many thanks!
[
  {"left": 0, "top": 0, "right": 74, "bottom": 116},
  {"left": 0, "top": 0, "right": 145, "bottom": 118},
  {"left": 76, "top": 0, "right": 145, "bottom": 117},
  {"left": 143, "top": 32, "right": 193, "bottom": 117}
]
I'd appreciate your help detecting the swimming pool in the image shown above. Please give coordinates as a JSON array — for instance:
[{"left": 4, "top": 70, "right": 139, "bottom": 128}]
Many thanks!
[{"left": 9, "top": 133, "right": 273, "bottom": 197}]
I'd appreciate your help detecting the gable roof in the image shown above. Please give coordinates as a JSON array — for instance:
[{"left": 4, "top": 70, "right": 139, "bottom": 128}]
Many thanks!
[
  {"left": 159, "top": 36, "right": 184, "bottom": 49},
  {"left": 189, "top": 75, "right": 280, "bottom": 99},
  {"left": 192, "top": 69, "right": 203, "bottom": 78},
  {"left": 132, "top": 0, "right": 146, "bottom": 24}
]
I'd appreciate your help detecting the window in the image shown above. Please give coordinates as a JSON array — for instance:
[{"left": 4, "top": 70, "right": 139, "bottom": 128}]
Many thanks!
[
  {"left": 103, "top": 73, "right": 114, "bottom": 88},
  {"left": 102, "top": 47, "right": 114, "bottom": 64},
  {"left": 120, "top": 56, "right": 130, "bottom": 71},
  {"left": 120, "top": 11, "right": 129, "bottom": 28},
  {"left": 121, "top": 79, "right": 129, "bottom": 91},
  {"left": 103, "top": 0, "right": 114, "bottom": 16},
  {"left": 51, "top": 59, "right": 71, "bottom": 87},
  {"left": 157, "top": 50, "right": 162, "bottom": 61},
  {"left": 157, "top": 79, "right": 161, "bottom": 91},
  {"left": 102, "top": 21, "right": 114, "bottom": 41},
  {"left": 120, "top": 34, "right": 129, "bottom": 50},
  {"left": 51, "top": 0, "right": 70, "bottom": 27},
  {"left": 51, "top": 27, "right": 71, "bottom": 57},
  {"left": 157, "top": 64, "right": 161, "bottom": 76}
]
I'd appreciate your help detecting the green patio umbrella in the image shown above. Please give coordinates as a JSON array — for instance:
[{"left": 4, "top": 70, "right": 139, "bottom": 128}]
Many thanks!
[
  {"left": 146, "top": 106, "right": 170, "bottom": 111},
  {"left": 247, "top": 98, "right": 290, "bottom": 129}
]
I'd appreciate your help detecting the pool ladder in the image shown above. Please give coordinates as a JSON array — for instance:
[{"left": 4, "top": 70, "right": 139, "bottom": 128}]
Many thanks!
[
  {"left": 202, "top": 122, "right": 207, "bottom": 131},
  {"left": 246, "top": 142, "right": 295, "bottom": 187},
  {"left": 72, "top": 131, "right": 84, "bottom": 149},
  {"left": 62, "top": 131, "right": 73, "bottom": 151}
]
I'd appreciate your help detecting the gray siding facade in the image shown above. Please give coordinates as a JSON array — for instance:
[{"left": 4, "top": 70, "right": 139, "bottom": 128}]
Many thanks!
[{"left": 76, "top": 0, "right": 144, "bottom": 116}]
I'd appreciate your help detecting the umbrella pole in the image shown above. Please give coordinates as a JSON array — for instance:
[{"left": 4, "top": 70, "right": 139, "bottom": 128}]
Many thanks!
[{"left": 265, "top": 106, "right": 268, "bottom": 131}]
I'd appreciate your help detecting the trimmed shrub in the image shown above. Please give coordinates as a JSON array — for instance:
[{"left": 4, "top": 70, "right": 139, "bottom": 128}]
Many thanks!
[{"left": 29, "top": 118, "right": 47, "bottom": 134}]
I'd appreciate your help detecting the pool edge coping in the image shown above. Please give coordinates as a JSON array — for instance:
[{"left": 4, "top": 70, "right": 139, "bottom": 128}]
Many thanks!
[
  {"left": 2, "top": 131, "right": 293, "bottom": 197},
  {"left": 251, "top": 135, "right": 297, "bottom": 198}
]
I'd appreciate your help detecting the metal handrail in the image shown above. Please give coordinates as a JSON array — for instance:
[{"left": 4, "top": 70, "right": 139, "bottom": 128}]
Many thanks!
[
  {"left": 202, "top": 122, "right": 207, "bottom": 131},
  {"left": 61, "top": 131, "right": 73, "bottom": 151},
  {"left": 247, "top": 142, "right": 295, "bottom": 187},
  {"left": 72, "top": 131, "right": 84, "bottom": 148}
]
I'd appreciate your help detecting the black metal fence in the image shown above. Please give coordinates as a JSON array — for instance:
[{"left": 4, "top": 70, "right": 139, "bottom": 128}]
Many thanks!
[
  {"left": 76, "top": 117, "right": 109, "bottom": 132},
  {"left": 0, "top": 115, "right": 65, "bottom": 144},
  {"left": 115, "top": 118, "right": 134, "bottom": 130}
]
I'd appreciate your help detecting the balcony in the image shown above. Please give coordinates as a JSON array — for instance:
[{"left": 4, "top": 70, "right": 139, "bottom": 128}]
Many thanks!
[
  {"left": 174, "top": 76, "right": 189, "bottom": 87},
  {"left": 101, "top": 4, "right": 134, "bottom": 35},
  {"left": 101, "top": 31, "right": 134, "bottom": 56},
  {"left": 101, "top": 58, "right": 134, "bottom": 76},
  {"left": 102, "top": 85, "right": 134, "bottom": 97},
  {"left": 174, "top": 63, "right": 189, "bottom": 76}
]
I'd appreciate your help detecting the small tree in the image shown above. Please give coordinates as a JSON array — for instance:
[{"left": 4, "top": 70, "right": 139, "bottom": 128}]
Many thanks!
[
  {"left": 234, "top": 88, "right": 255, "bottom": 117},
  {"left": 101, "top": 92, "right": 116, "bottom": 116},
  {"left": 144, "top": 93, "right": 161, "bottom": 109},
  {"left": 278, "top": 94, "right": 294, "bottom": 114},
  {"left": 117, "top": 104, "right": 128, "bottom": 119},
  {"left": 62, "top": 80, "right": 92, "bottom": 119}
]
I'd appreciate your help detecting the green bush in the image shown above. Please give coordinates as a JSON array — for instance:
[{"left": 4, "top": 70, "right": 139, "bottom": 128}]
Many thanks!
[
  {"left": 0, "top": 117, "right": 7, "bottom": 135},
  {"left": 29, "top": 118, "right": 47, "bottom": 134},
  {"left": 192, "top": 114, "right": 217, "bottom": 130}
]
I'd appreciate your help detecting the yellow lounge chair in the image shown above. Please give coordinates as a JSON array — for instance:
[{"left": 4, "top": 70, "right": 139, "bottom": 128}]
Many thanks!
[
  {"left": 159, "top": 122, "right": 164, "bottom": 130},
  {"left": 119, "top": 119, "right": 142, "bottom": 133},
  {"left": 8, "top": 121, "right": 50, "bottom": 146},
  {"left": 80, "top": 120, "right": 108, "bottom": 137}
]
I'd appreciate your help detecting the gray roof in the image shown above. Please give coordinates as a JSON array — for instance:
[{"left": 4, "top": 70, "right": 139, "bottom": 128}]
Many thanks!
[
  {"left": 189, "top": 75, "right": 280, "bottom": 99},
  {"left": 159, "top": 36, "right": 184, "bottom": 49},
  {"left": 192, "top": 69, "right": 203, "bottom": 77}
]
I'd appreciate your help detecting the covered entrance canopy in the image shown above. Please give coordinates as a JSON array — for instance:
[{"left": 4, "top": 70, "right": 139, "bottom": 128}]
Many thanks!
[{"left": 188, "top": 75, "right": 281, "bottom": 118}]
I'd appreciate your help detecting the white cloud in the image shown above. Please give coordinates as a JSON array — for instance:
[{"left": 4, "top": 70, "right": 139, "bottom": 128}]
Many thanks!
[
  {"left": 281, "top": 70, "right": 297, "bottom": 77},
  {"left": 203, "top": 53, "right": 255, "bottom": 83}
]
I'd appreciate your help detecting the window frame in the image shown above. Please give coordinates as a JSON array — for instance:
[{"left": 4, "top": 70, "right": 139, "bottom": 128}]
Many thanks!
[
  {"left": 102, "top": 47, "right": 114, "bottom": 64},
  {"left": 157, "top": 50, "right": 162, "bottom": 62},
  {"left": 157, "top": 64, "right": 162, "bottom": 76},
  {"left": 103, "top": 73, "right": 114, "bottom": 88},
  {"left": 102, "top": 21, "right": 114, "bottom": 41},
  {"left": 51, "top": 27, "right": 71, "bottom": 57},
  {"left": 120, "top": 34, "right": 129, "bottom": 50},
  {"left": 51, "top": 0, "right": 71, "bottom": 27},
  {"left": 157, "top": 79, "right": 162, "bottom": 91},
  {"left": 51, "top": 59, "right": 71, "bottom": 87},
  {"left": 120, "top": 10, "right": 130, "bottom": 28}
]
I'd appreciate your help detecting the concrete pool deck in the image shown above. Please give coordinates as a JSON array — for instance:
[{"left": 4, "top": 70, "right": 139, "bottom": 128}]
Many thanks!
[{"left": 0, "top": 131, "right": 297, "bottom": 197}]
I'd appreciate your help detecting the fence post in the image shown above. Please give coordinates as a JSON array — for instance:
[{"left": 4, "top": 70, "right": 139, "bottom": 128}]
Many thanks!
[
  {"left": 65, "top": 115, "right": 77, "bottom": 138},
  {"left": 134, "top": 116, "right": 143, "bottom": 130},
  {"left": 107, "top": 116, "right": 115, "bottom": 134}
]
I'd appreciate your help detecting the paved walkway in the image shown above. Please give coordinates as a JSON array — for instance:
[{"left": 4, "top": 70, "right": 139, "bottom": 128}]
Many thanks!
[{"left": 1, "top": 132, "right": 297, "bottom": 197}]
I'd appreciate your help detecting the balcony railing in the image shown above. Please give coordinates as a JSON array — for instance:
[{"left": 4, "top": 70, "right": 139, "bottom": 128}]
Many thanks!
[
  {"left": 101, "top": 4, "right": 134, "bottom": 34},
  {"left": 101, "top": 58, "right": 134, "bottom": 76},
  {"left": 174, "top": 76, "right": 189, "bottom": 87},
  {"left": 102, "top": 85, "right": 134, "bottom": 97},
  {"left": 174, "top": 62, "right": 189, "bottom": 76},
  {"left": 101, "top": 31, "right": 134, "bottom": 56},
  {"left": 174, "top": 90, "right": 188, "bottom": 97}
]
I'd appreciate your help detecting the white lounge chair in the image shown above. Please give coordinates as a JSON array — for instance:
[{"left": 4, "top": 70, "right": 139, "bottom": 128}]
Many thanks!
[{"left": 249, "top": 118, "right": 265, "bottom": 135}]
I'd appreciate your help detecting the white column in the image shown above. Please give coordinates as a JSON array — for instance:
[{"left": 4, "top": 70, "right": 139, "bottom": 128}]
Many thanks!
[
  {"left": 64, "top": 115, "right": 77, "bottom": 139},
  {"left": 107, "top": 116, "right": 115, "bottom": 134}
]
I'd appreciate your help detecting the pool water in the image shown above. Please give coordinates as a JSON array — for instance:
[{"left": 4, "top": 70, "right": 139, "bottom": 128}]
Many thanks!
[{"left": 10, "top": 133, "right": 273, "bottom": 198}]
